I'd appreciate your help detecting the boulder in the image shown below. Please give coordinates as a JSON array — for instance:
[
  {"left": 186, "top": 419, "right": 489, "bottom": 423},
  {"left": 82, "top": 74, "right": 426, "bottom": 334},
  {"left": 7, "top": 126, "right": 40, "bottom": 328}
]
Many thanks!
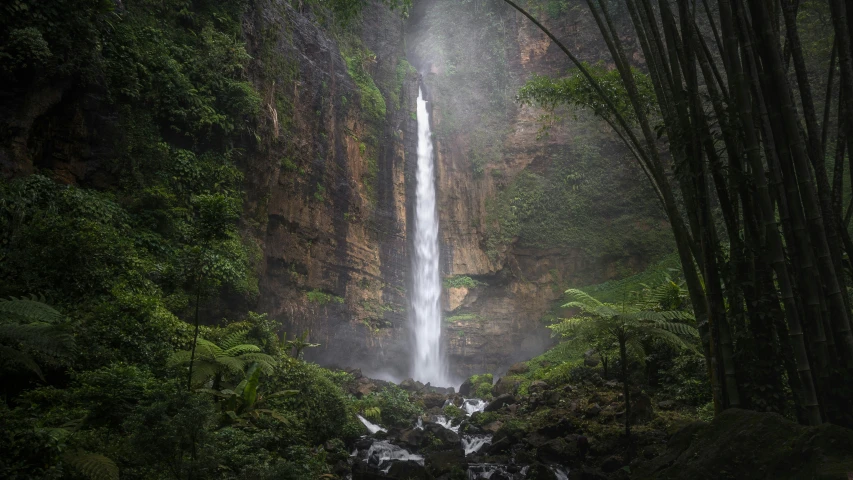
[
  {"left": 422, "top": 393, "right": 446, "bottom": 409},
  {"left": 634, "top": 409, "right": 853, "bottom": 479},
  {"left": 507, "top": 362, "right": 530, "bottom": 375},
  {"left": 482, "top": 421, "right": 503, "bottom": 433},
  {"left": 584, "top": 349, "right": 601, "bottom": 367},
  {"left": 385, "top": 460, "right": 430, "bottom": 479},
  {"left": 424, "top": 449, "right": 467, "bottom": 478},
  {"left": 601, "top": 455, "right": 624, "bottom": 473},
  {"left": 400, "top": 378, "right": 424, "bottom": 392},
  {"left": 493, "top": 376, "right": 520, "bottom": 396},
  {"left": 657, "top": 400, "right": 676, "bottom": 410},
  {"left": 569, "top": 466, "right": 608, "bottom": 480},
  {"left": 529, "top": 380, "right": 549, "bottom": 394},
  {"left": 458, "top": 379, "right": 473, "bottom": 397},
  {"left": 537, "top": 417, "right": 575, "bottom": 438},
  {"left": 630, "top": 392, "right": 654, "bottom": 423},
  {"left": 424, "top": 422, "right": 461, "bottom": 449},
  {"left": 585, "top": 404, "right": 602, "bottom": 417},
  {"left": 397, "top": 428, "right": 426, "bottom": 450},
  {"left": 536, "top": 438, "right": 570, "bottom": 463},
  {"left": 486, "top": 436, "right": 513, "bottom": 454},
  {"left": 525, "top": 463, "right": 558, "bottom": 480},
  {"left": 484, "top": 393, "right": 516, "bottom": 412}
]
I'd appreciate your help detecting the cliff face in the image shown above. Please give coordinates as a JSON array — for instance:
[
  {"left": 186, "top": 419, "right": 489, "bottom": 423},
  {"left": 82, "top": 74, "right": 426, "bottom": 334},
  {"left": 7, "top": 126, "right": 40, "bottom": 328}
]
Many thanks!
[
  {"left": 240, "top": 1, "right": 419, "bottom": 379},
  {"left": 406, "top": 0, "right": 672, "bottom": 379}
]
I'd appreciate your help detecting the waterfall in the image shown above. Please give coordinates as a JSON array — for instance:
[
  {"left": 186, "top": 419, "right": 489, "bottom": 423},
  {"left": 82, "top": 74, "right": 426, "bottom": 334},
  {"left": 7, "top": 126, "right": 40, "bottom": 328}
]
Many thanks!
[{"left": 411, "top": 86, "right": 447, "bottom": 386}]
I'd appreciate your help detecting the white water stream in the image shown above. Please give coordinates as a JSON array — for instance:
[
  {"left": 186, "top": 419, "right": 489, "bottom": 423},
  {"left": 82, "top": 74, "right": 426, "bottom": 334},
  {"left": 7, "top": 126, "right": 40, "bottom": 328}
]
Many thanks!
[{"left": 411, "top": 86, "right": 447, "bottom": 386}]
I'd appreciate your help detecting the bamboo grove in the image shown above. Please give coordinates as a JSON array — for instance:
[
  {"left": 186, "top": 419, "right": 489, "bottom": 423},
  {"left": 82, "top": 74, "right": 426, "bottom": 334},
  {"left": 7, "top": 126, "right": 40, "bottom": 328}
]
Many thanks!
[{"left": 505, "top": 0, "right": 853, "bottom": 427}]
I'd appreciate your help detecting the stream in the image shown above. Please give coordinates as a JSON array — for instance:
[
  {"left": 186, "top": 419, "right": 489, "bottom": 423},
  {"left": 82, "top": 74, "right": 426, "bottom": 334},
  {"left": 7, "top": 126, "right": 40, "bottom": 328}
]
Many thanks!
[{"left": 350, "top": 397, "right": 570, "bottom": 479}]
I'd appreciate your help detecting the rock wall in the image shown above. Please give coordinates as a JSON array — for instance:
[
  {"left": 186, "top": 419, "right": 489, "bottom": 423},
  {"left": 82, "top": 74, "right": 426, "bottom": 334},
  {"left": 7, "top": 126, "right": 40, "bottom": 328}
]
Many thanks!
[
  {"left": 241, "top": 0, "right": 419, "bottom": 379},
  {"left": 406, "top": 0, "right": 672, "bottom": 380}
]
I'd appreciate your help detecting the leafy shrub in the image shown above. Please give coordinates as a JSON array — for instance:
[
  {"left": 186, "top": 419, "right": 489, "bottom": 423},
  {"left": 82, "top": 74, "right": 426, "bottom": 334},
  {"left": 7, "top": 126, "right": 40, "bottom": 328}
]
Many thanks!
[
  {"left": 443, "top": 276, "right": 484, "bottom": 289},
  {"left": 305, "top": 289, "right": 344, "bottom": 305},
  {"left": 443, "top": 404, "right": 464, "bottom": 421},
  {"left": 265, "top": 359, "right": 352, "bottom": 445}
]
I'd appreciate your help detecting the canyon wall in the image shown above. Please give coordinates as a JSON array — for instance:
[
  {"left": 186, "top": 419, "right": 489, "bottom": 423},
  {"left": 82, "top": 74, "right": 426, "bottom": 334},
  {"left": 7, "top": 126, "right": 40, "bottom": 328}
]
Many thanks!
[{"left": 406, "top": 0, "right": 673, "bottom": 379}]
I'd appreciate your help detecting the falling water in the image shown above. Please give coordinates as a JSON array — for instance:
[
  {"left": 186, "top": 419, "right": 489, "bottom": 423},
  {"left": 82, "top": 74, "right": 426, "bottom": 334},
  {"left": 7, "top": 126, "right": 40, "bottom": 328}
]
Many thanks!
[{"left": 411, "top": 86, "right": 446, "bottom": 386}]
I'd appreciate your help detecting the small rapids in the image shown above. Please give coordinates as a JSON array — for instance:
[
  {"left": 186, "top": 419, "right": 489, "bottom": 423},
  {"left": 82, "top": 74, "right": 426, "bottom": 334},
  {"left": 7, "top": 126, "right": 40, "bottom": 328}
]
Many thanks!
[
  {"left": 361, "top": 440, "right": 424, "bottom": 474},
  {"left": 462, "top": 434, "right": 492, "bottom": 455},
  {"left": 463, "top": 398, "right": 487, "bottom": 415},
  {"left": 356, "top": 414, "right": 387, "bottom": 434},
  {"left": 433, "top": 414, "right": 460, "bottom": 433},
  {"left": 467, "top": 463, "right": 528, "bottom": 479}
]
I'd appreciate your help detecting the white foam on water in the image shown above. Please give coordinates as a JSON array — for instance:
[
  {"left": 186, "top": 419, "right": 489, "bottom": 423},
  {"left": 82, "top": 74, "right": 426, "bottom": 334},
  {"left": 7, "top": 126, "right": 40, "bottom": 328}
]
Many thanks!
[
  {"left": 365, "top": 440, "right": 424, "bottom": 473},
  {"left": 462, "top": 435, "right": 492, "bottom": 455},
  {"left": 357, "top": 414, "right": 387, "bottom": 434},
  {"left": 463, "top": 398, "right": 487, "bottom": 416}
]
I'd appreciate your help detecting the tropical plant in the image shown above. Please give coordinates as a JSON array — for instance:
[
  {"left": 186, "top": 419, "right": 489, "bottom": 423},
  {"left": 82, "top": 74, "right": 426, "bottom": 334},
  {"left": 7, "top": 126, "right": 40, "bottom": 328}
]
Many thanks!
[
  {"left": 0, "top": 296, "right": 75, "bottom": 380},
  {"left": 199, "top": 363, "right": 297, "bottom": 427},
  {"left": 550, "top": 289, "right": 698, "bottom": 442},
  {"left": 168, "top": 330, "right": 275, "bottom": 388},
  {"left": 281, "top": 330, "right": 320, "bottom": 359}
]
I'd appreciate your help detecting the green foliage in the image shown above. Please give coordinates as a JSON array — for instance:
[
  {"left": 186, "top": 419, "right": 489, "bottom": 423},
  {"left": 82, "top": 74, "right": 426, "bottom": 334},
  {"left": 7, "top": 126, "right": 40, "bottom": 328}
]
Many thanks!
[
  {"left": 305, "top": 289, "right": 344, "bottom": 305},
  {"left": 517, "top": 62, "right": 657, "bottom": 126},
  {"left": 342, "top": 43, "right": 386, "bottom": 121},
  {"left": 168, "top": 331, "right": 276, "bottom": 387},
  {"left": 265, "top": 359, "right": 353, "bottom": 445},
  {"left": 445, "top": 313, "right": 483, "bottom": 323},
  {"left": 465, "top": 373, "right": 494, "bottom": 400},
  {"left": 443, "top": 404, "right": 465, "bottom": 421},
  {"left": 443, "top": 276, "right": 484, "bottom": 289},
  {"left": 483, "top": 143, "right": 674, "bottom": 261},
  {"left": 582, "top": 254, "right": 682, "bottom": 304},
  {"left": 0, "top": 297, "right": 76, "bottom": 380},
  {"left": 62, "top": 451, "right": 119, "bottom": 480},
  {"left": 351, "top": 385, "right": 423, "bottom": 428}
]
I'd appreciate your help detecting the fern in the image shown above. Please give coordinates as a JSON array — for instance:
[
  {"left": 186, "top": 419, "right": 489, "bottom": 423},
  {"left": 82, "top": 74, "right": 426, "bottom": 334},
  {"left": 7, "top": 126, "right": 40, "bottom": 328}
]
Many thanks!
[
  {"left": 169, "top": 334, "right": 275, "bottom": 387},
  {"left": 0, "top": 297, "right": 75, "bottom": 379},
  {"left": 63, "top": 451, "right": 119, "bottom": 480}
]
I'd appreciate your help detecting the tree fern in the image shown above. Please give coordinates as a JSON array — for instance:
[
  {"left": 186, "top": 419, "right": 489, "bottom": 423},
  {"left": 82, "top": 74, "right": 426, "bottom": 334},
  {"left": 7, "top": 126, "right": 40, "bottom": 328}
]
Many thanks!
[
  {"left": 169, "top": 335, "right": 275, "bottom": 387},
  {"left": 63, "top": 451, "right": 119, "bottom": 480},
  {"left": 0, "top": 297, "right": 75, "bottom": 379}
]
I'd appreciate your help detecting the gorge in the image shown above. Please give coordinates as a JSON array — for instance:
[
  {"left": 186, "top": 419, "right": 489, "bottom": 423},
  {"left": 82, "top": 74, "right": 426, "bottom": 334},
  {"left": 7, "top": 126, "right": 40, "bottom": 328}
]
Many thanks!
[{"left": 2, "top": 0, "right": 852, "bottom": 478}]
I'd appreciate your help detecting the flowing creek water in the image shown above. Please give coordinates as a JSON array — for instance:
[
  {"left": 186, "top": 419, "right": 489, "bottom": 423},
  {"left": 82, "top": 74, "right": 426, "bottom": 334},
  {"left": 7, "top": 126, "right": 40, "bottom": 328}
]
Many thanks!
[
  {"left": 411, "top": 86, "right": 447, "bottom": 387},
  {"left": 349, "top": 396, "right": 569, "bottom": 478}
]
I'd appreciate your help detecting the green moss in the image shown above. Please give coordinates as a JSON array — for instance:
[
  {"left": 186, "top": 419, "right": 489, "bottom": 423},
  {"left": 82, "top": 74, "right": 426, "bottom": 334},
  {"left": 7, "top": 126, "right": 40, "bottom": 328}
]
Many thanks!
[
  {"left": 445, "top": 313, "right": 482, "bottom": 323},
  {"left": 342, "top": 44, "right": 386, "bottom": 121},
  {"left": 443, "top": 276, "right": 484, "bottom": 289},
  {"left": 305, "top": 289, "right": 344, "bottom": 305},
  {"left": 391, "top": 58, "right": 415, "bottom": 111}
]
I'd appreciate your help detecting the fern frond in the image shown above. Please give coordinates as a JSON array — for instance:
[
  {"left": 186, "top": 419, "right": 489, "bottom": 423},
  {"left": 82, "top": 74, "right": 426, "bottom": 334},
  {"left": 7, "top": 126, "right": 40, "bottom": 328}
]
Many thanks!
[
  {"left": 167, "top": 350, "right": 193, "bottom": 367},
  {"left": 562, "top": 289, "right": 603, "bottom": 308},
  {"left": 63, "top": 451, "right": 119, "bottom": 480},
  {"left": 645, "top": 328, "right": 696, "bottom": 351},
  {"left": 0, "top": 344, "right": 45, "bottom": 379},
  {"left": 625, "top": 337, "right": 647, "bottom": 365},
  {"left": 191, "top": 363, "right": 218, "bottom": 386},
  {"left": 219, "top": 330, "right": 249, "bottom": 350},
  {"left": 216, "top": 355, "right": 247, "bottom": 375},
  {"left": 222, "top": 344, "right": 261, "bottom": 357},
  {"left": 0, "top": 298, "right": 64, "bottom": 324}
]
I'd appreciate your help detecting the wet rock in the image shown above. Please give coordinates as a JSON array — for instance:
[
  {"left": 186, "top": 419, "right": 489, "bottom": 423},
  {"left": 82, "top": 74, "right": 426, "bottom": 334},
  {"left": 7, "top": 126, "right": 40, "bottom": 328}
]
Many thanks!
[
  {"left": 542, "top": 390, "right": 562, "bottom": 406},
  {"left": 485, "top": 436, "right": 513, "bottom": 454},
  {"left": 398, "top": 428, "right": 426, "bottom": 450},
  {"left": 385, "top": 460, "right": 429, "bottom": 479},
  {"left": 585, "top": 404, "right": 602, "bottom": 417},
  {"left": 584, "top": 349, "right": 601, "bottom": 367},
  {"left": 484, "top": 393, "right": 515, "bottom": 412},
  {"left": 604, "top": 380, "right": 621, "bottom": 389},
  {"left": 400, "top": 378, "right": 424, "bottom": 392},
  {"left": 569, "top": 466, "right": 608, "bottom": 480},
  {"left": 458, "top": 378, "right": 473, "bottom": 397},
  {"left": 537, "top": 418, "right": 575, "bottom": 438},
  {"left": 507, "top": 362, "right": 530, "bottom": 375},
  {"left": 657, "top": 400, "right": 675, "bottom": 410},
  {"left": 424, "top": 422, "right": 461, "bottom": 449},
  {"left": 422, "top": 392, "right": 446, "bottom": 409},
  {"left": 493, "top": 376, "right": 520, "bottom": 396},
  {"left": 529, "top": 380, "right": 549, "bottom": 394},
  {"left": 525, "top": 462, "right": 558, "bottom": 480},
  {"left": 631, "top": 392, "right": 654, "bottom": 423},
  {"left": 424, "top": 449, "right": 467, "bottom": 477},
  {"left": 482, "top": 421, "right": 503, "bottom": 433},
  {"left": 537, "top": 438, "right": 570, "bottom": 463},
  {"left": 601, "top": 455, "right": 623, "bottom": 473}
]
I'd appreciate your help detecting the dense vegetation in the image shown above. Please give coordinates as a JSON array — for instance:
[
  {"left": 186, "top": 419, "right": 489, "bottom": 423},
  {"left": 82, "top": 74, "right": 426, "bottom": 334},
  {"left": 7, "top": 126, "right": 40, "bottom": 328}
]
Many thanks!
[
  {"left": 0, "top": 0, "right": 414, "bottom": 478},
  {"left": 510, "top": 0, "right": 853, "bottom": 428}
]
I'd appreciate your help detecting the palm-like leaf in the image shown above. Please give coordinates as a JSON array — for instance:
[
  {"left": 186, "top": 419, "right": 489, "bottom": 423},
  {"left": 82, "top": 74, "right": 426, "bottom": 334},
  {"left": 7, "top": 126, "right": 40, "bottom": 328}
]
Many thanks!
[
  {"left": 63, "top": 451, "right": 119, "bottom": 480},
  {"left": 170, "top": 334, "right": 276, "bottom": 387},
  {"left": 0, "top": 297, "right": 75, "bottom": 379}
]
